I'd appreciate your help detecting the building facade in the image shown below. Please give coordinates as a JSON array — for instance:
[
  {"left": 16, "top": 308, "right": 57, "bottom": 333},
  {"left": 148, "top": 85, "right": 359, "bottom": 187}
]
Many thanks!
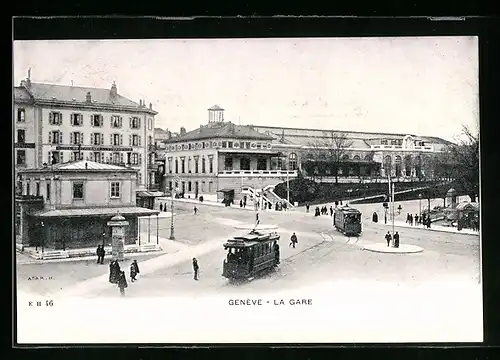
[
  {"left": 15, "top": 161, "right": 158, "bottom": 250},
  {"left": 161, "top": 106, "right": 297, "bottom": 204},
  {"left": 157, "top": 105, "right": 454, "bottom": 206},
  {"left": 14, "top": 74, "right": 158, "bottom": 191}
]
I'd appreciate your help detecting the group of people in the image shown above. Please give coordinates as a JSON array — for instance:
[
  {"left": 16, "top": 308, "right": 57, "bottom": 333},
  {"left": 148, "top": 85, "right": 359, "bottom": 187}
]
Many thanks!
[
  {"left": 407, "top": 212, "right": 432, "bottom": 229},
  {"left": 109, "top": 259, "right": 140, "bottom": 296},
  {"left": 158, "top": 203, "right": 170, "bottom": 212},
  {"left": 314, "top": 205, "right": 334, "bottom": 217},
  {"left": 384, "top": 231, "right": 400, "bottom": 248}
]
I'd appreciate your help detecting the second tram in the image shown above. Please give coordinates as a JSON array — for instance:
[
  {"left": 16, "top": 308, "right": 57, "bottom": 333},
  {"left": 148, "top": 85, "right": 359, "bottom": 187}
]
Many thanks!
[{"left": 333, "top": 205, "right": 362, "bottom": 236}]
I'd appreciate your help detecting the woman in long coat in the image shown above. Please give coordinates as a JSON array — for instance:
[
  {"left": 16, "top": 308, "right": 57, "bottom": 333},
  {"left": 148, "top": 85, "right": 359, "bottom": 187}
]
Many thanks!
[{"left": 118, "top": 270, "right": 128, "bottom": 296}]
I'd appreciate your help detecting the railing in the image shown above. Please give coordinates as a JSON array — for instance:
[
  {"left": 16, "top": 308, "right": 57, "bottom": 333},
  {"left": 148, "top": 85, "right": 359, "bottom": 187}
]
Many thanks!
[
  {"left": 218, "top": 170, "right": 298, "bottom": 177},
  {"left": 371, "top": 144, "right": 434, "bottom": 151}
]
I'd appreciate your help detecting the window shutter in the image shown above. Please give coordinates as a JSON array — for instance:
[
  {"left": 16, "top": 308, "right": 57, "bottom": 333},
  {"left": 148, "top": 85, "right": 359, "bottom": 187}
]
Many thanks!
[
  {"left": 70, "top": 133, "right": 74, "bottom": 145},
  {"left": 101, "top": 152, "right": 104, "bottom": 162},
  {"left": 129, "top": 117, "right": 132, "bottom": 128},
  {"left": 129, "top": 135, "right": 132, "bottom": 146},
  {"left": 70, "top": 152, "right": 75, "bottom": 161},
  {"left": 90, "top": 133, "right": 94, "bottom": 145},
  {"left": 110, "top": 116, "right": 113, "bottom": 127},
  {"left": 138, "top": 118, "right": 141, "bottom": 128},
  {"left": 59, "top": 113, "right": 62, "bottom": 125},
  {"left": 60, "top": 152, "right": 64, "bottom": 163},
  {"left": 139, "top": 153, "right": 142, "bottom": 165},
  {"left": 139, "top": 136, "right": 142, "bottom": 146},
  {"left": 100, "top": 134, "right": 104, "bottom": 145},
  {"left": 120, "top": 117, "right": 123, "bottom": 127},
  {"left": 120, "top": 134, "right": 123, "bottom": 145},
  {"left": 49, "top": 112, "right": 53, "bottom": 125},
  {"left": 109, "top": 134, "right": 113, "bottom": 145},
  {"left": 120, "top": 153, "right": 124, "bottom": 164},
  {"left": 48, "top": 132, "right": 52, "bottom": 144},
  {"left": 59, "top": 132, "right": 63, "bottom": 144},
  {"left": 80, "top": 132, "right": 84, "bottom": 145}
]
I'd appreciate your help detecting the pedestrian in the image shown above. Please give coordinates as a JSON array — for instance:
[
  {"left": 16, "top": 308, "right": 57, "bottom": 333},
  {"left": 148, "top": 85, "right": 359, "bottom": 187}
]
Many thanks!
[
  {"left": 330, "top": 206, "right": 334, "bottom": 216},
  {"left": 426, "top": 217, "right": 431, "bottom": 229},
  {"left": 192, "top": 257, "right": 199, "bottom": 280},
  {"left": 385, "top": 231, "right": 392, "bottom": 247},
  {"left": 194, "top": 206, "right": 198, "bottom": 215},
  {"left": 160, "top": 203, "right": 163, "bottom": 212},
  {"left": 240, "top": 199, "right": 243, "bottom": 208},
  {"left": 98, "top": 245, "right": 105, "bottom": 264},
  {"left": 256, "top": 212, "right": 259, "bottom": 223},
  {"left": 130, "top": 262, "right": 137, "bottom": 282},
  {"left": 406, "top": 213, "right": 410, "bottom": 224},
  {"left": 315, "top": 207, "right": 320, "bottom": 217},
  {"left": 96, "top": 245, "right": 102, "bottom": 264},
  {"left": 397, "top": 204, "right": 402, "bottom": 215},
  {"left": 289, "top": 232, "right": 298, "bottom": 248},
  {"left": 335, "top": 200, "right": 339, "bottom": 207},
  {"left": 415, "top": 214, "right": 419, "bottom": 224},
  {"left": 118, "top": 270, "right": 128, "bottom": 296},
  {"left": 109, "top": 260, "right": 119, "bottom": 284},
  {"left": 409, "top": 214, "right": 414, "bottom": 226},
  {"left": 394, "top": 231, "right": 400, "bottom": 248},
  {"left": 274, "top": 242, "right": 280, "bottom": 264},
  {"left": 306, "top": 203, "right": 310, "bottom": 213},
  {"left": 372, "top": 211, "right": 378, "bottom": 223}
]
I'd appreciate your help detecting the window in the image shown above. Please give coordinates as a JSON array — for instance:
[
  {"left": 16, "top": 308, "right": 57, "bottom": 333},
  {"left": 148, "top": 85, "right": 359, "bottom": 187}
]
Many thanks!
[
  {"left": 289, "top": 153, "right": 298, "bottom": 171},
  {"left": 46, "top": 183, "right": 51, "bottom": 201},
  {"left": 131, "top": 153, "right": 139, "bottom": 165},
  {"left": 194, "top": 158, "right": 199, "bottom": 173},
  {"left": 49, "top": 112, "right": 62, "bottom": 125},
  {"left": 91, "top": 133, "right": 103, "bottom": 145},
  {"left": 71, "top": 113, "right": 83, "bottom": 126},
  {"left": 71, "top": 151, "right": 83, "bottom": 161},
  {"left": 36, "top": 182, "right": 40, "bottom": 196},
  {"left": 209, "top": 157, "right": 213, "bottom": 173},
  {"left": 188, "top": 181, "right": 192, "bottom": 192},
  {"left": 111, "top": 115, "right": 122, "bottom": 128},
  {"left": 71, "top": 132, "right": 83, "bottom": 145},
  {"left": 130, "top": 117, "right": 141, "bottom": 129},
  {"left": 131, "top": 134, "right": 140, "bottom": 146},
  {"left": 188, "top": 158, "right": 192, "bottom": 173},
  {"left": 112, "top": 152, "right": 121, "bottom": 164},
  {"left": 148, "top": 118, "right": 153, "bottom": 130},
  {"left": 276, "top": 157, "right": 283, "bottom": 170},
  {"left": 222, "top": 141, "right": 227, "bottom": 148},
  {"left": 17, "top": 129, "right": 25, "bottom": 143},
  {"left": 49, "top": 131, "right": 62, "bottom": 144},
  {"left": 92, "top": 114, "right": 103, "bottom": 127},
  {"left": 257, "top": 157, "right": 267, "bottom": 170},
  {"left": 148, "top": 135, "right": 153, "bottom": 146},
  {"left": 17, "top": 108, "right": 25, "bottom": 122},
  {"left": 228, "top": 142, "right": 233, "bottom": 148},
  {"left": 381, "top": 139, "right": 388, "bottom": 145},
  {"left": 73, "top": 182, "right": 84, "bottom": 199},
  {"left": 93, "top": 152, "right": 102, "bottom": 163},
  {"left": 26, "top": 182, "right": 30, "bottom": 195},
  {"left": 50, "top": 151, "right": 61, "bottom": 164},
  {"left": 240, "top": 157, "right": 250, "bottom": 171},
  {"left": 181, "top": 158, "right": 185, "bottom": 173},
  {"left": 110, "top": 182, "right": 120, "bottom": 198},
  {"left": 112, "top": 133, "right": 121, "bottom": 146},
  {"left": 168, "top": 158, "right": 172, "bottom": 173},
  {"left": 175, "top": 159, "right": 179, "bottom": 173},
  {"left": 169, "top": 181, "right": 173, "bottom": 191},
  {"left": 209, "top": 181, "right": 213, "bottom": 192},
  {"left": 224, "top": 157, "right": 233, "bottom": 171},
  {"left": 202, "top": 158, "right": 206, "bottom": 173}
]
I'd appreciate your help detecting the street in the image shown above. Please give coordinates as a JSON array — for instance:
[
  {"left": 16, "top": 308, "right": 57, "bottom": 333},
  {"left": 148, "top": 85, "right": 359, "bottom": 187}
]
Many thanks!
[{"left": 16, "top": 200, "right": 480, "bottom": 298}]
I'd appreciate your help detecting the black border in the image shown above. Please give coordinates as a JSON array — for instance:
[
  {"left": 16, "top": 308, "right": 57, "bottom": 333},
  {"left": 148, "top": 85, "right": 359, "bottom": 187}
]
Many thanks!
[{"left": 11, "top": 15, "right": 500, "bottom": 357}]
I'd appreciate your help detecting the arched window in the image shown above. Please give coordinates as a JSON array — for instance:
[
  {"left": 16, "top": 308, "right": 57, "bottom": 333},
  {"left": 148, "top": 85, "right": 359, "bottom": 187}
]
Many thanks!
[
  {"left": 289, "top": 153, "right": 298, "bottom": 171},
  {"left": 353, "top": 155, "right": 360, "bottom": 161},
  {"left": 395, "top": 156, "right": 402, "bottom": 177},
  {"left": 342, "top": 154, "right": 349, "bottom": 160},
  {"left": 415, "top": 155, "right": 422, "bottom": 178},
  {"left": 384, "top": 155, "right": 392, "bottom": 173},
  {"left": 364, "top": 154, "right": 372, "bottom": 161},
  {"left": 404, "top": 155, "right": 412, "bottom": 176}
]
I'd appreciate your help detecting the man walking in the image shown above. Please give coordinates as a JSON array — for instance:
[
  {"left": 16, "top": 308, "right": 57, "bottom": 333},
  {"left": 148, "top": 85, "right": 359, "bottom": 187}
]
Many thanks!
[
  {"left": 385, "top": 231, "right": 392, "bottom": 247},
  {"left": 96, "top": 245, "right": 102, "bottom": 264},
  {"left": 289, "top": 232, "right": 298, "bottom": 248},
  {"left": 192, "top": 257, "right": 199, "bottom": 281},
  {"left": 98, "top": 245, "right": 105, "bottom": 264},
  {"left": 394, "top": 231, "right": 400, "bottom": 248},
  {"left": 194, "top": 206, "right": 198, "bottom": 215}
]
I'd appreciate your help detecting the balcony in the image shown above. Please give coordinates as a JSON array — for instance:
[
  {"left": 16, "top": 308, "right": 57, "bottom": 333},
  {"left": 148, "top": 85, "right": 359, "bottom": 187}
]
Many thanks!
[{"left": 218, "top": 170, "right": 298, "bottom": 177}]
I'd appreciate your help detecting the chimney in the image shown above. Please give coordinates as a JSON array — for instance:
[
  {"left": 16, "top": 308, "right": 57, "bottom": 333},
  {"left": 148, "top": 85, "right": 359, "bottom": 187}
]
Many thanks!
[
  {"left": 86, "top": 92, "right": 91, "bottom": 103},
  {"left": 149, "top": 102, "right": 152, "bottom": 109},
  {"left": 110, "top": 81, "right": 117, "bottom": 97},
  {"left": 167, "top": 131, "right": 172, "bottom": 140},
  {"left": 139, "top": 99, "right": 142, "bottom": 106},
  {"left": 180, "top": 127, "right": 186, "bottom": 135}
]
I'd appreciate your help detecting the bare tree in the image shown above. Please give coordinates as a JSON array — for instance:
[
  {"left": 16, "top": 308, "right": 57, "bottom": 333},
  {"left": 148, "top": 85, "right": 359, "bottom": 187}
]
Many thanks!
[
  {"left": 447, "top": 125, "right": 480, "bottom": 202},
  {"left": 307, "top": 131, "right": 354, "bottom": 184}
]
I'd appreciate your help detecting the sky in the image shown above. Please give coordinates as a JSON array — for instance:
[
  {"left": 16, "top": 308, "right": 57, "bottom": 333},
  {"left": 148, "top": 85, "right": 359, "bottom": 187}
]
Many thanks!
[{"left": 13, "top": 37, "right": 478, "bottom": 142}]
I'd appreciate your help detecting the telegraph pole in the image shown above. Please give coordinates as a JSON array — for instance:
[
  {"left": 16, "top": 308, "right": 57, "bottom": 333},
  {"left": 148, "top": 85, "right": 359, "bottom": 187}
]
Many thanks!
[{"left": 392, "top": 181, "right": 395, "bottom": 246}]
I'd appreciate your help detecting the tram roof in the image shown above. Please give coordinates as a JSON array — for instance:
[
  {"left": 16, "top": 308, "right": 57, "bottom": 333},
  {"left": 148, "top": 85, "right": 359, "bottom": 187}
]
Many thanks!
[
  {"left": 224, "top": 231, "right": 280, "bottom": 247},
  {"left": 335, "top": 206, "right": 361, "bottom": 214}
]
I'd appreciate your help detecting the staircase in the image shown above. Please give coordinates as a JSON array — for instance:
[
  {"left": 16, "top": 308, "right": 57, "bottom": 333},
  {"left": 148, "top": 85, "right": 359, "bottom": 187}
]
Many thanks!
[
  {"left": 263, "top": 185, "right": 294, "bottom": 208},
  {"left": 241, "top": 186, "right": 273, "bottom": 209}
]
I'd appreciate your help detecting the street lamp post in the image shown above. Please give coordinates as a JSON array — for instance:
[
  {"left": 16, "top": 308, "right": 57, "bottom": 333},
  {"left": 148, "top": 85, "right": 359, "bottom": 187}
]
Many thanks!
[
  {"left": 170, "top": 187, "right": 178, "bottom": 240},
  {"left": 40, "top": 221, "right": 44, "bottom": 254},
  {"left": 418, "top": 193, "right": 422, "bottom": 223}
]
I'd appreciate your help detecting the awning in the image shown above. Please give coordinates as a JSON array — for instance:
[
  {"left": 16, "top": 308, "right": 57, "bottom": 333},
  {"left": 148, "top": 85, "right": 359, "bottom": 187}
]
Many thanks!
[
  {"left": 32, "top": 206, "right": 160, "bottom": 218},
  {"left": 217, "top": 188, "right": 235, "bottom": 193},
  {"left": 137, "top": 191, "right": 165, "bottom": 197}
]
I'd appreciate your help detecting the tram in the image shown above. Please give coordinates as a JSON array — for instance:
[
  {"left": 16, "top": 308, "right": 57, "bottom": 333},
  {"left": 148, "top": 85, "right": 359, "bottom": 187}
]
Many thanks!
[
  {"left": 222, "top": 230, "right": 280, "bottom": 281},
  {"left": 333, "top": 205, "right": 362, "bottom": 236}
]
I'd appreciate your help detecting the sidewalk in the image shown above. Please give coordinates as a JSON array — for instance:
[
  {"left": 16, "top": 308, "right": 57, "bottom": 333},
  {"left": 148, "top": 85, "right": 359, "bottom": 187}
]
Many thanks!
[
  {"left": 157, "top": 197, "right": 256, "bottom": 212},
  {"left": 380, "top": 220, "right": 479, "bottom": 236}
]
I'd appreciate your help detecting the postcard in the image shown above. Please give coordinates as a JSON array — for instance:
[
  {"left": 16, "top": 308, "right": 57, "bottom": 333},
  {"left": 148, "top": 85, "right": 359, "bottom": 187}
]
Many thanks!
[{"left": 14, "top": 35, "right": 482, "bottom": 344}]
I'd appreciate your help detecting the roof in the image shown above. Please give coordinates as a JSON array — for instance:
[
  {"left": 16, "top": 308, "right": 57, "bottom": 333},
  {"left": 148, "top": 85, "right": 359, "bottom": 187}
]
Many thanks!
[
  {"left": 456, "top": 202, "right": 480, "bottom": 211},
  {"left": 32, "top": 206, "right": 160, "bottom": 218},
  {"left": 16, "top": 82, "right": 157, "bottom": 114},
  {"left": 164, "top": 122, "right": 274, "bottom": 143},
  {"left": 14, "top": 86, "right": 32, "bottom": 102},
  {"left": 208, "top": 104, "right": 224, "bottom": 111},
  {"left": 17, "top": 160, "right": 137, "bottom": 174}
]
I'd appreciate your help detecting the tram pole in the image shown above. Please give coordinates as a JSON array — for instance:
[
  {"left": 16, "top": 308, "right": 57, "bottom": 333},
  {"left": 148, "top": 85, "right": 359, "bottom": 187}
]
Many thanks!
[
  {"left": 156, "top": 213, "right": 159, "bottom": 245},
  {"left": 391, "top": 181, "right": 395, "bottom": 247},
  {"left": 169, "top": 189, "right": 176, "bottom": 240}
]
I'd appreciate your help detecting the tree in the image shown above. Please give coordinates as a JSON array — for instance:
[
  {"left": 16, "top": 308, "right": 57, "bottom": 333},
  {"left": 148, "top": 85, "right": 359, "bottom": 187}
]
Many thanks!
[
  {"left": 447, "top": 125, "right": 480, "bottom": 202},
  {"left": 307, "top": 131, "right": 354, "bottom": 184}
]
